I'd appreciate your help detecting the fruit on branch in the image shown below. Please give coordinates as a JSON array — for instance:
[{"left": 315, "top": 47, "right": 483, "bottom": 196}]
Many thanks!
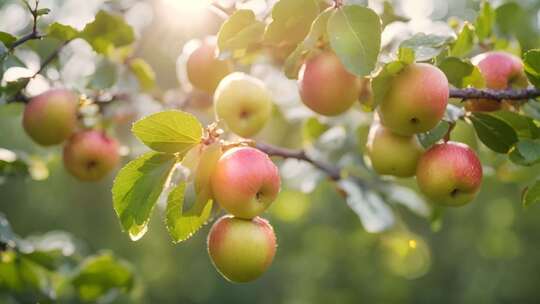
[
  {"left": 298, "top": 51, "right": 359, "bottom": 116},
  {"left": 186, "top": 37, "right": 233, "bottom": 93},
  {"left": 465, "top": 51, "right": 528, "bottom": 112},
  {"left": 211, "top": 147, "right": 280, "bottom": 219},
  {"left": 22, "top": 89, "right": 78, "bottom": 146},
  {"left": 416, "top": 142, "right": 482, "bottom": 206},
  {"left": 365, "top": 122, "right": 423, "bottom": 177},
  {"left": 207, "top": 215, "right": 277, "bottom": 283},
  {"left": 63, "top": 130, "right": 120, "bottom": 181},
  {"left": 378, "top": 63, "right": 449, "bottom": 136},
  {"left": 214, "top": 72, "right": 273, "bottom": 138}
]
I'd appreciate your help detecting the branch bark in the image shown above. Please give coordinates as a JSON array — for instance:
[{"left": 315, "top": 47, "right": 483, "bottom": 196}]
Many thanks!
[{"left": 449, "top": 87, "right": 540, "bottom": 101}]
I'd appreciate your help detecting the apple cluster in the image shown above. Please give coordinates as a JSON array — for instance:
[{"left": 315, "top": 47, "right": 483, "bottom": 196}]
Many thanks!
[{"left": 22, "top": 89, "right": 120, "bottom": 181}]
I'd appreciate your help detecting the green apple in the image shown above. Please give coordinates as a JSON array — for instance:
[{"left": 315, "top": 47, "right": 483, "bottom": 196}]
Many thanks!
[
  {"left": 23, "top": 89, "right": 78, "bottom": 146},
  {"left": 378, "top": 63, "right": 449, "bottom": 136},
  {"left": 365, "top": 122, "right": 424, "bottom": 177},
  {"left": 214, "top": 72, "right": 273, "bottom": 138},
  {"left": 207, "top": 215, "right": 277, "bottom": 283},
  {"left": 416, "top": 142, "right": 483, "bottom": 206},
  {"left": 298, "top": 51, "right": 359, "bottom": 116}
]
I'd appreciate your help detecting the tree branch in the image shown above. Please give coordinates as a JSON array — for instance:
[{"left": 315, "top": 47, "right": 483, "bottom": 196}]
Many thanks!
[
  {"left": 449, "top": 87, "right": 540, "bottom": 101},
  {"left": 9, "top": 0, "right": 43, "bottom": 50}
]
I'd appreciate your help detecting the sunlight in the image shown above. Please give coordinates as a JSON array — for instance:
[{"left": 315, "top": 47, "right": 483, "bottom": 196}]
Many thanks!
[{"left": 161, "top": 0, "right": 211, "bottom": 14}]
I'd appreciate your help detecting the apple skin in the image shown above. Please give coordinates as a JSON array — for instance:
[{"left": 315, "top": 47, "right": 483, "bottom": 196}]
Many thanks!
[
  {"left": 378, "top": 63, "right": 449, "bottom": 136},
  {"left": 298, "top": 51, "right": 359, "bottom": 116},
  {"left": 416, "top": 142, "right": 483, "bottom": 207},
  {"left": 211, "top": 147, "right": 280, "bottom": 219},
  {"left": 23, "top": 89, "right": 78, "bottom": 146},
  {"left": 207, "top": 215, "right": 277, "bottom": 283},
  {"left": 63, "top": 130, "right": 120, "bottom": 181},
  {"left": 186, "top": 38, "right": 233, "bottom": 93},
  {"left": 214, "top": 72, "right": 273, "bottom": 138},
  {"left": 365, "top": 122, "right": 423, "bottom": 177},
  {"left": 465, "top": 51, "right": 528, "bottom": 112}
]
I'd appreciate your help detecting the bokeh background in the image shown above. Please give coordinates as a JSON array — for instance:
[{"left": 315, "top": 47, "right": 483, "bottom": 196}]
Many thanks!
[{"left": 2, "top": 0, "right": 540, "bottom": 302}]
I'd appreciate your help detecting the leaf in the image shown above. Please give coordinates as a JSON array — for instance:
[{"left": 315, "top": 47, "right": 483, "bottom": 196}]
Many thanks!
[
  {"left": 132, "top": 110, "right": 203, "bottom": 154},
  {"left": 399, "top": 33, "right": 454, "bottom": 62},
  {"left": 523, "top": 49, "right": 540, "bottom": 88},
  {"left": 397, "top": 47, "right": 415, "bottom": 64},
  {"left": 284, "top": 8, "right": 332, "bottom": 79},
  {"left": 302, "top": 117, "right": 330, "bottom": 144},
  {"left": 438, "top": 57, "right": 474, "bottom": 88},
  {"left": 165, "top": 182, "right": 213, "bottom": 243},
  {"left": 475, "top": 0, "right": 495, "bottom": 42},
  {"left": 327, "top": 5, "right": 381, "bottom": 76},
  {"left": 88, "top": 59, "right": 117, "bottom": 90},
  {"left": 112, "top": 152, "right": 176, "bottom": 241},
  {"left": 523, "top": 181, "right": 540, "bottom": 207},
  {"left": 385, "top": 185, "right": 430, "bottom": 218},
  {"left": 35, "top": 8, "right": 51, "bottom": 16},
  {"left": 0, "top": 32, "right": 16, "bottom": 48},
  {"left": 194, "top": 142, "right": 222, "bottom": 194},
  {"left": 491, "top": 111, "right": 540, "bottom": 139},
  {"left": 371, "top": 60, "right": 407, "bottom": 107},
  {"left": 339, "top": 179, "right": 394, "bottom": 233},
  {"left": 46, "top": 22, "right": 79, "bottom": 41},
  {"left": 217, "top": 10, "right": 265, "bottom": 57},
  {"left": 495, "top": 3, "right": 537, "bottom": 51},
  {"left": 71, "top": 252, "right": 134, "bottom": 302},
  {"left": 417, "top": 120, "right": 450, "bottom": 148},
  {"left": 449, "top": 22, "right": 474, "bottom": 57},
  {"left": 264, "top": 0, "right": 319, "bottom": 46},
  {"left": 509, "top": 139, "right": 540, "bottom": 166},
  {"left": 80, "top": 10, "right": 135, "bottom": 54},
  {"left": 129, "top": 58, "right": 156, "bottom": 92},
  {"left": 470, "top": 113, "right": 518, "bottom": 153}
]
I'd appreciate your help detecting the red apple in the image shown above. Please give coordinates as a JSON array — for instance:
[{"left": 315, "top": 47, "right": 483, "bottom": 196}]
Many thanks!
[{"left": 186, "top": 37, "right": 233, "bottom": 94}]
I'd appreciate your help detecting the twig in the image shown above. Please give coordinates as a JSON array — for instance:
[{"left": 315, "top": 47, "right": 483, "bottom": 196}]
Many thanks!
[
  {"left": 449, "top": 87, "right": 540, "bottom": 101},
  {"left": 9, "top": 0, "right": 43, "bottom": 50}
]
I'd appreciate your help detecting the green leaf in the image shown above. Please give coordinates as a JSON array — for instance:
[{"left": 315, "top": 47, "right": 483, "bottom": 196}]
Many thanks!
[
  {"left": 264, "top": 0, "right": 319, "bottom": 46},
  {"left": 475, "top": 0, "right": 494, "bottom": 42},
  {"left": 71, "top": 252, "right": 134, "bottom": 302},
  {"left": 284, "top": 8, "right": 332, "bottom": 79},
  {"left": 491, "top": 111, "right": 540, "bottom": 139},
  {"left": 112, "top": 152, "right": 176, "bottom": 241},
  {"left": 399, "top": 33, "right": 453, "bottom": 62},
  {"left": 217, "top": 10, "right": 265, "bottom": 57},
  {"left": 523, "top": 181, "right": 540, "bottom": 207},
  {"left": 165, "top": 182, "right": 213, "bottom": 243},
  {"left": 438, "top": 57, "right": 474, "bottom": 88},
  {"left": 523, "top": 49, "right": 540, "bottom": 88},
  {"left": 462, "top": 65, "right": 485, "bottom": 88},
  {"left": 397, "top": 47, "right": 415, "bottom": 64},
  {"left": 129, "top": 58, "right": 156, "bottom": 92},
  {"left": 46, "top": 22, "right": 79, "bottom": 41},
  {"left": 132, "top": 110, "right": 202, "bottom": 154},
  {"left": 327, "top": 5, "right": 381, "bottom": 76},
  {"left": 495, "top": 3, "right": 537, "bottom": 51},
  {"left": 417, "top": 120, "right": 450, "bottom": 148},
  {"left": 509, "top": 139, "right": 540, "bottom": 166},
  {"left": 470, "top": 113, "right": 518, "bottom": 153},
  {"left": 0, "top": 32, "right": 16, "bottom": 48},
  {"left": 81, "top": 10, "right": 135, "bottom": 54},
  {"left": 302, "top": 117, "right": 330, "bottom": 144},
  {"left": 371, "top": 60, "right": 407, "bottom": 107},
  {"left": 449, "top": 22, "right": 474, "bottom": 57},
  {"left": 35, "top": 8, "right": 50, "bottom": 16},
  {"left": 88, "top": 59, "right": 117, "bottom": 90}
]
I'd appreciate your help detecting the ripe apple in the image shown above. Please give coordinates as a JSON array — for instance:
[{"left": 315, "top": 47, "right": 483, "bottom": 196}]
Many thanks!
[
  {"left": 465, "top": 51, "right": 528, "bottom": 112},
  {"left": 298, "top": 51, "right": 359, "bottom": 116},
  {"left": 378, "top": 63, "right": 449, "bottom": 136},
  {"left": 365, "top": 122, "right": 423, "bottom": 177},
  {"left": 211, "top": 147, "right": 280, "bottom": 219},
  {"left": 214, "top": 72, "right": 273, "bottom": 138},
  {"left": 186, "top": 37, "right": 233, "bottom": 93},
  {"left": 416, "top": 142, "right": 482, "bottom": 206},
  {"left": 23, "top": 89, "right": 78, "bottom": 146},
  {"left": 207, "top": 215, "right": 277, "bottom": 283},
  {"left": 63, "top": 130, "right": 120, "bottom": 181}
]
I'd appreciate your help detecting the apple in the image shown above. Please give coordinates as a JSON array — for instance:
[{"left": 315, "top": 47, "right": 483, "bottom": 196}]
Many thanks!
[
  {"left": 207, "top": 215, "right": 277, "bottom": 283},
  {"left": 378, "top": 63, "right": 449, "bottom": 136},
  {"left": 416, "top": 142, "right": 483, "bottom": 206},
  {"left": 465, "top": 51, "right": 528, "bottom": 112},
  {"left": 63, "top": 130, "right": 120, "bottom": 181},
  {"left": 214, "top": 72, "right": 273, "bottom": 138},
  {"left": 365, "top": 122, "right": 424, "bottom": 177},
  {"left": 298, "top": 51, "right": 359, "bottom": 116},
  {"left": 23, "top": 89, "right": 78, "bottom": 146},
  {"left": 211, "top": 146, "right": 280, "bottom": 219},
  {"left": 186, "top": 37, "right": 233, "bottom": 93}
]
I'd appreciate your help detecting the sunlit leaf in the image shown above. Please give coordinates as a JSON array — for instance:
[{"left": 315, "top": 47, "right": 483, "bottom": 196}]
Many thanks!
[
  {"left": 81, "top": 10, "right": 135, "bottom": 54},
  {"left": 47, "top": 22, "right": 79, "bottom": 41},
  {"left": 400, "top": 33, "right": 453, "bottom": 62},
  {"left": 264, "top": 0, "right": 319, "bottom": 46},
  {"left": 129, "top": 58, "right": 156, "bottom": 92},
  {"left": 449, "top": 22, "right": 474, "bottom": 57}
]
